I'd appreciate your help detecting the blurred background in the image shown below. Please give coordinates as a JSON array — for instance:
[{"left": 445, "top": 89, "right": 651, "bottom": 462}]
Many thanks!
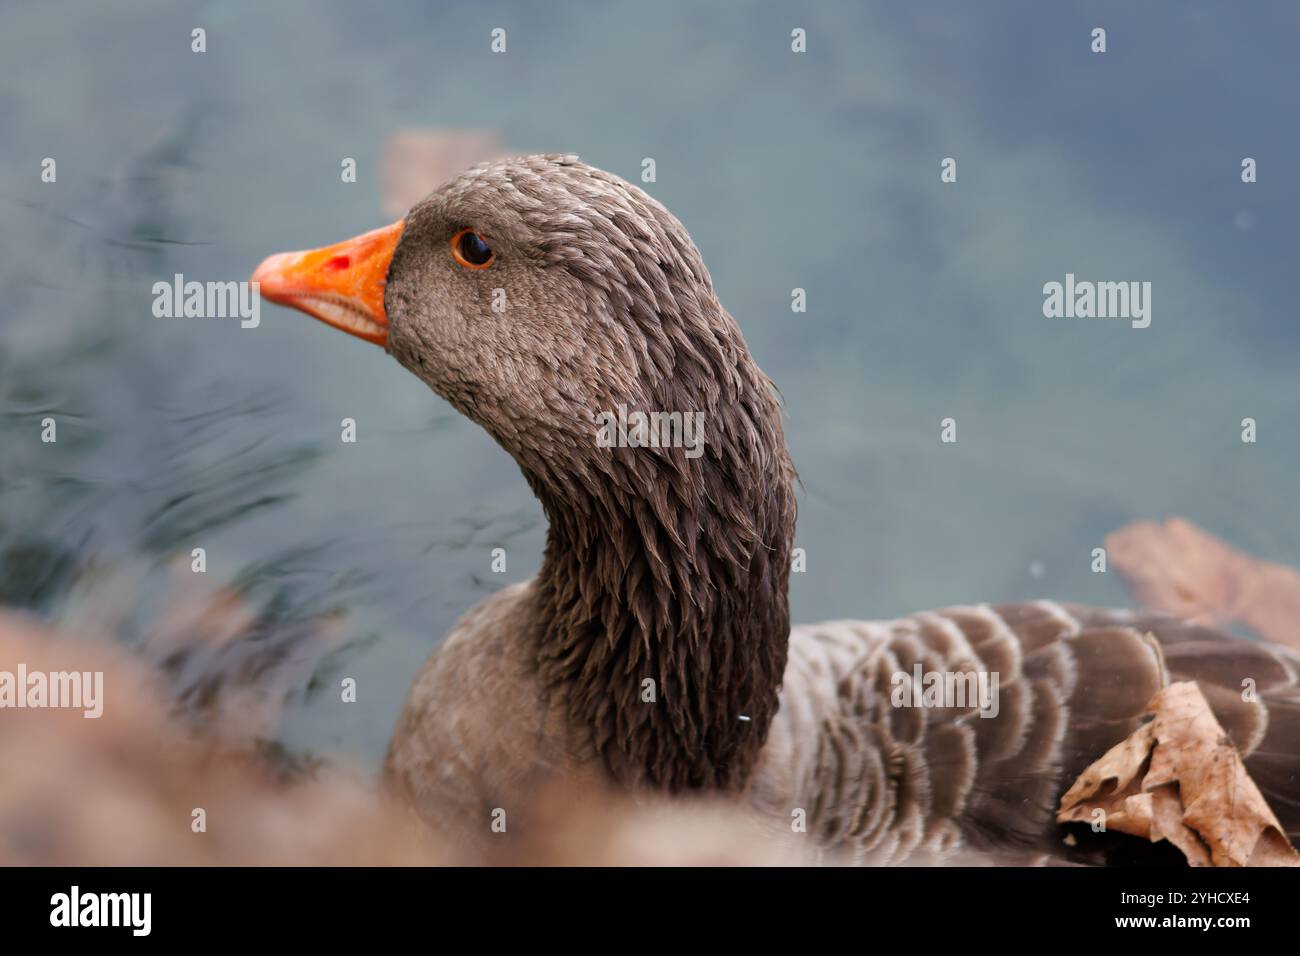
[{"left": 1, "top": 0, "right": 1297, "bottom": 781}]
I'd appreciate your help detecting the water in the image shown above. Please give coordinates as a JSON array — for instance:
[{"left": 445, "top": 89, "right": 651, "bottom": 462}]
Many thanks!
[{"left": 1, "top": 1, "right": 1297, "bottom": 770}]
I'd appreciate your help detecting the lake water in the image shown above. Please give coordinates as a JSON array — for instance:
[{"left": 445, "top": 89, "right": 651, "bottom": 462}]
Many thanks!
[{"left": 1, "top": 1, "right": 1296, "bottom": 770}]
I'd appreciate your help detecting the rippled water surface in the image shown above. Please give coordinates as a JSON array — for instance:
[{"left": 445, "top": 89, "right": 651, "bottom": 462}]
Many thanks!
[{"left": 2, "top": 1, "right": 1297, "bottom": 768}]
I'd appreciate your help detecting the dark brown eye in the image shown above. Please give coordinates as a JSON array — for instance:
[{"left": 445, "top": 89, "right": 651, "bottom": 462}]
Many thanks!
[{"left": 450, "top": 228, "right": 494, "bottom": 269}]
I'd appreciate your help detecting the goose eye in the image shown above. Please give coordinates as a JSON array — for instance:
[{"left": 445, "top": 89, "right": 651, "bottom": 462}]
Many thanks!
[{"left": 451, "top": 229, "right": 494, "bottom": 269}]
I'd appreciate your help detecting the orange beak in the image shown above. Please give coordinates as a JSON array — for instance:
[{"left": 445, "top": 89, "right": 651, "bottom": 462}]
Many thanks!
[{"left": 251, "top": 220, "right": 404, "bottom": 346}]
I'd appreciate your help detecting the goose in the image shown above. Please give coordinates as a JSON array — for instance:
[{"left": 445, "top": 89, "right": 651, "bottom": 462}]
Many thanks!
[{"left": 253, "top": 154, "right": 1300, "bottom": 864}]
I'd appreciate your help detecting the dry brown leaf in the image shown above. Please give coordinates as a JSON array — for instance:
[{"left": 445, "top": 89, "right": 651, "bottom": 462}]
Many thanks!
[
  {"left": 1058, "top": 680, "right": 1299, "bottom": 866},
  {"left": 0, "top": 611, "right": 798, "bottom": 866},
  {"left": 379, "top": 129, "right": 508, "bottom": 217},
  {"left": 0, "top": 610, "right": 441, "bottom": 865},
  {"left": 1106, "top": 517, "right": 1300, "bottom": 650}
]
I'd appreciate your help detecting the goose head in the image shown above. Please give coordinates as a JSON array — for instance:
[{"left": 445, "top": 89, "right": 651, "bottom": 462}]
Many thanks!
[{"left": 253, "top": 154, "right": 797, "bottom": 791}]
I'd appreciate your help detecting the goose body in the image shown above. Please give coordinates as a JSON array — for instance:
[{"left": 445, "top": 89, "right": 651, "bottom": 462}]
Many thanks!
[
  {"left": 385, "top": 585, "right": 1300, "bottom": 864},
  {"left": 254, "top": 155, "right": 1300, "bottom": 863}
]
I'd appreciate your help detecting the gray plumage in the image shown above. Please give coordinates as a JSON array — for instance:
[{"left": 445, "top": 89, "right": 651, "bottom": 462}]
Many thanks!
[{"left": 373, "top": 155, "right": 1300, "bottom": 863}]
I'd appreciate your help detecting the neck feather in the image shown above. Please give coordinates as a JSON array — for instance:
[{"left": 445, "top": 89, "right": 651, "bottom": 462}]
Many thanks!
[{"left": 528, "top": 368, "right": 796, "bottom": 792}]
